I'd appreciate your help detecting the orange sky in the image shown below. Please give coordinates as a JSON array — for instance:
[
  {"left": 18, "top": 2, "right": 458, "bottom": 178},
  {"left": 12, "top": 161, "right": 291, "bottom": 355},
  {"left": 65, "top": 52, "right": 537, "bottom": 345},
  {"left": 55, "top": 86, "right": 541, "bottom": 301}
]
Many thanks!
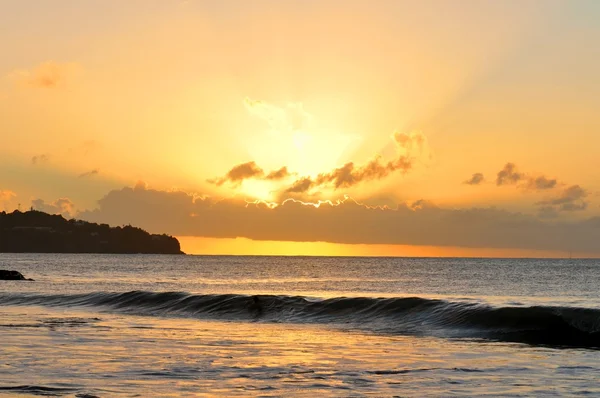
[
  {"left": 1, "top": 1, "right": 600, "bottom": 257},
  {"left": 177, "top": 237, "right": 599, "bottom": 259}
]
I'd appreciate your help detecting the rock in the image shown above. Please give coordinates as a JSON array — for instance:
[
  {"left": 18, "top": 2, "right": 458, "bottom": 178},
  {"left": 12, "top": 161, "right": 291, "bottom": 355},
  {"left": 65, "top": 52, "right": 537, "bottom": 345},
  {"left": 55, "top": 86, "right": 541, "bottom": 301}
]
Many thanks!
[{"left": 0, "top": 270, "right": 34, "bottom": 281}]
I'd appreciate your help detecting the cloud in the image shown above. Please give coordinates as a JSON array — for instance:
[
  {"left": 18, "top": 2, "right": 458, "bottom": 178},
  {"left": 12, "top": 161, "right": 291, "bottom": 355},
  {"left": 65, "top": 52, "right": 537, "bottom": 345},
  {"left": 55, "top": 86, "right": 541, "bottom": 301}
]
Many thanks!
[
  {"left": 244, "top": 97, "right": 312, "bottom": 134},
  {"left": 496, "top": 163, "right": 524, "bottom": 186},
  {"left": 78, "top": 185, "right": 600, "bottom": 254},
  {"left": 265, "top": 167, "right": 291, "bottom": 180},
  {"left": 0, "top": 190, "right": 17, "bottom": 210},
  {"left": 10, "top": 61, "right": 79, "bottom": 89},
  {"left": 31, "top": 198, "right": 75, "bottom": 218},
  {"left": 31, "top": 154, "right": 50, "bottom": 165},
  {"left": 78, "top": 169, "right": 100, "bottom": 178},
  {"left": 537, "top": 185, "right": 588, "bottom": 213},
  {"left": 489, "top": 163, "right": 558, "bottom": 191},
  {"left": 283, "top": 131, "right": 427, "bottom": 193},
  {"left": 464, "top": 173, "right": 484, "bottom": 185},
  {"left": 209, "top": 161, "right": 265, "bottom": 186},
  {"left": 485, "top": 163, "right": 585, "bottom": 214},
  {"left": 209, "top": 162, "right": 294, "bottom": 187},
  {"left": 211, "top": 131, "right": 427, "bottom": 194},
  {"left": 316, "top": 155, "right": 412, "bottom": 189},
  {"left": 0, "top": 190, "right": 17, "bottom": 202},
  {"left": 285, "top": 177, "right": 314, "bottom": 193},
  {"left": 527, "top": 176, "right": 557, "bottom": 190}
]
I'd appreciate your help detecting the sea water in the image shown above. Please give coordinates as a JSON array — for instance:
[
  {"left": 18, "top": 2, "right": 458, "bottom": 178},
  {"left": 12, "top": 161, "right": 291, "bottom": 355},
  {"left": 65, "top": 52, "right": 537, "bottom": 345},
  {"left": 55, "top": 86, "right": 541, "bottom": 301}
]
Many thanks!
[{"left": 0, "top": 254, "right": 599, "bottom": 397}]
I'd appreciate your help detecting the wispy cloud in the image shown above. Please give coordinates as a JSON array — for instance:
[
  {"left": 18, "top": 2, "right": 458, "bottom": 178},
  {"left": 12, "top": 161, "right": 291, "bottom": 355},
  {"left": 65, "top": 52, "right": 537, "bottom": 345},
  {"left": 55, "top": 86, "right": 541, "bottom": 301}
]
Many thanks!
[
  {"left": 526, "top": 175, "right": 557, "bottom": 190},
  {"left": 462, "top": 162, "right": 560, "bottom": 192},
  {"left": 209, "top": 161, "right": 266, "bottom": 187},
  {"left": 496, "top": 163, "right": 524, "bottom": 186},
  {"left": 0, "top": 189, "right": 17, "bottom": 211},
  {"left": 68, "top": 140, "right": 102, "bottom": 156},
  {"left": 9, "top": 61, "right": 80, "bottom": 89},
  {"left": 210, "top": 131, "right": 429, "bottom": 196},
  {"left": 285, "top": 177, "right": 313, "bottom": 194},
  {"left": 495, "top": 163, "right": 558, "bottom": 191},
  {"left": 209, "top": 162, "right": 294, "bottom": 187},
  {"left": 78, "top": 169, "right": 100, "bottom": 178},
  {"left": 31, "top": 154, "right": 50, "bottom": 165},
  {"left": 283, "top": 131, "right": 427, "bottom": 193},
  {"left": 244, "top": 97, "right": 313, "bottom": 135},
  {"left": 464, "top": 173, "right": 484, "bottom": 185},
  {"left": 0, "top": 190, "right": 17, "bottom": 211},
  {"left": 265, "top": 167, "right": 291, "bottom": 180},
  {"left": 0, "top": 190, "right": 16, "bottom": 203}
]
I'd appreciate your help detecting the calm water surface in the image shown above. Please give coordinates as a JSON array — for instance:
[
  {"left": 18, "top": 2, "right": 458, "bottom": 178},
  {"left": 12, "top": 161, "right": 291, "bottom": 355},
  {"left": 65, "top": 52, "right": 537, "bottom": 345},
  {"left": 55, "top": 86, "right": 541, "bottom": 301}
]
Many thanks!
[{"left": 1, "top": 254, "right": 599, "bottom": 397}]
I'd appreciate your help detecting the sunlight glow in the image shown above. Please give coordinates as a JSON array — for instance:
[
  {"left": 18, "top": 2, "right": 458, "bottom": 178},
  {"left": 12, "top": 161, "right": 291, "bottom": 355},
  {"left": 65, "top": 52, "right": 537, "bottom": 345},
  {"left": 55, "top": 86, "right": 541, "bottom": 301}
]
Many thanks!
[
  {"left": 240, "top": 179, "right": 276, "bottom": 202},
  {"left": 292, "top": 131, "right": 311, "bottom": 151}
]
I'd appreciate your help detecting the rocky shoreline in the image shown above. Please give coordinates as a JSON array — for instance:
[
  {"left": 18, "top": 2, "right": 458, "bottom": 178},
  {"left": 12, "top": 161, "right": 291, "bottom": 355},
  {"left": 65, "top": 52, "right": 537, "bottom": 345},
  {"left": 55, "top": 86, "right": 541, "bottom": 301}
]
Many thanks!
[{"left": 0, "top": 270, "right": 34, "bottom": 281}]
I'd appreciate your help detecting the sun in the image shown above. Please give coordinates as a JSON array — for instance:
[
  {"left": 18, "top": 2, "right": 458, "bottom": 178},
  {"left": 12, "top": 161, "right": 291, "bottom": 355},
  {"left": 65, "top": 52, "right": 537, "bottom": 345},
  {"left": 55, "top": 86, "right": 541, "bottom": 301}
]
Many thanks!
[
  {"left": 292, "top": 131, "right": 311, "bottom": 151},
  {"left": 245, "top": 98, "right": 362, "bottom": 179}
]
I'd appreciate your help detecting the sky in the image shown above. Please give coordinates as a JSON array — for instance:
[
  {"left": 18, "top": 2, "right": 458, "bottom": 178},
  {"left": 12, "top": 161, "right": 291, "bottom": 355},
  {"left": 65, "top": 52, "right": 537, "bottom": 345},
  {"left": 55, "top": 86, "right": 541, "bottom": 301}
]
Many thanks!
[{"left": 2, "top": 0, "right": 600, "bottom": 257}]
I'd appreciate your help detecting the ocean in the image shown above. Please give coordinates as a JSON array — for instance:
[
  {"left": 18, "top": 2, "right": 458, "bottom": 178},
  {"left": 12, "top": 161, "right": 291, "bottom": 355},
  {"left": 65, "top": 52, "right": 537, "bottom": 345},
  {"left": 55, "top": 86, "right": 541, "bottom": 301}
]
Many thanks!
[{"left": 0, "top": 254, "right": 599, "bottom": 397}]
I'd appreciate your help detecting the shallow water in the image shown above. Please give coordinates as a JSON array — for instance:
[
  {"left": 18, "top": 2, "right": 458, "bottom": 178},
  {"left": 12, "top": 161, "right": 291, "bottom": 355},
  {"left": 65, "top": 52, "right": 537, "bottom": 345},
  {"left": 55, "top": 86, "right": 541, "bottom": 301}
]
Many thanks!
[{"left": 1, "top": 254, "right": 599, "bottom": 396}]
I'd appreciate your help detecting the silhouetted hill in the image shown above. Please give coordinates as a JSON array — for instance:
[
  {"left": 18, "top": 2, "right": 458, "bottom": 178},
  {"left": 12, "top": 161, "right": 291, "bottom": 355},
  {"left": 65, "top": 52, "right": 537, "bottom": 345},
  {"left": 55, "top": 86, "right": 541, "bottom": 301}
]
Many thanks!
[{"left": 0, "top": 210, "right": 184, "bottom": 254}]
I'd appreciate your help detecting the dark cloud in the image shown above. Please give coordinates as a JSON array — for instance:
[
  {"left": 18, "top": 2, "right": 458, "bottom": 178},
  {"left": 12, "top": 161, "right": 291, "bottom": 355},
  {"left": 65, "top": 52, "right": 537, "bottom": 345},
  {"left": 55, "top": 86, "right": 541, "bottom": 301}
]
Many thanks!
[
  {"left": 487, "top": 163, "right": 558, "bottom": 191},
  {"left": 317, "top": 156, "right": 412, "bottom": 189},
  {"left": 527, "top": 176, "right": 557, "bottom": 190},
  {"left": 487, "top": 163, "right": 585, "bottom": 213},
  {"left": 283, "top": 131, "right": 426, "bottom": 193},
  {"left": 77, "top": 185, "right": 600, "bottom": 254},
  {"left": 78, "top": 169, "right": 99, "bottom": 178},
  {"left": 285, "top": 158, "right": 411, "bottom": 194},
  {"left": 537, "top": 185, "right": 588, "bottom": 212},
  {"left": 209, "top": 161, "right": 265, "bottom": 186},
  {"left": 496, "top": 163, "right": 524, "bottom": 186},
  {"left": 210, "top": 163, "right": 294, "bottom": 186},
  {"left": 464, "top": 173, "right": 484, "bottom": 185},
  {"left": 31, "top": 198, "right": 75, "bottom": 218},
  {"left": 31, "top": 154, "right": 50, "bottom": 165},
  {"left": 265, "top": 167, "right": 291, "bottom": 180},
  {"left": 210, "top": 132, "right": 427, "bottom": 194},
  {"left": 285, "top": 177, "right": 313, "bottom": 193}
]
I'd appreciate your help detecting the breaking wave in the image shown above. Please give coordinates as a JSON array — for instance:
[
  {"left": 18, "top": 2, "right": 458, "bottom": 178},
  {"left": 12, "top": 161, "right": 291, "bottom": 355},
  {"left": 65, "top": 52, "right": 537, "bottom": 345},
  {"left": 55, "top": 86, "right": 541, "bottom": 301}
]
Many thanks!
[{"left": 1, "top": 291, "right": 599, "bottom": 348}]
